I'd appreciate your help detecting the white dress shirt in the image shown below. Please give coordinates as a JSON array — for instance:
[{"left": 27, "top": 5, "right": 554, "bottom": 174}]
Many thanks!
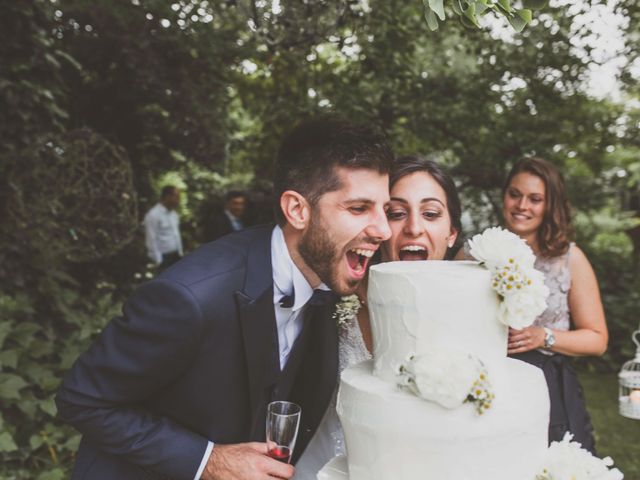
[
  {"left": 143, "top": 203, "right": 183, "bottom": 264},
  {"left": 195, "top": 225, "right": 329, "bottom": 479},
  {"left": 271, "top": 225, "right": 326, "bottom": 369},
  {"left": 224, "top": 209, "right": 244, "bottom": 232}
]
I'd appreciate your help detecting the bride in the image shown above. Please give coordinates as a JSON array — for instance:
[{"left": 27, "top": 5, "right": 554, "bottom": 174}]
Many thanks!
[{"left": 294, "top": 155, "right": 462, "bottom": 478}]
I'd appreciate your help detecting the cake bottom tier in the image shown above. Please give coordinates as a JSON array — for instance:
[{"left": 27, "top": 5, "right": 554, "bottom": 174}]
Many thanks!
[
  {"left": 330, "top": 359, "right": 550, "bottom": 480},
  {"left": 317, "top": 456, "right": 348, "bottom": 480}
]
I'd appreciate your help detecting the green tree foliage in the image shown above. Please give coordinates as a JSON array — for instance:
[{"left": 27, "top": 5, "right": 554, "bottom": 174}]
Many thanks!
[
  {"left": 615, "top": 0, "right": 640, "bottom": 267},
  {"left": 0, "top": 0, "right": 638, "bottom": 477},
  {"left": 0, "top": 1, "right": 71, "bottom": 157},
  {"left": 422, "top": 0, "right": 544, "bottom": 32},
  {"left": 53, "top": 0, "right": 247, "bottom": 196}
]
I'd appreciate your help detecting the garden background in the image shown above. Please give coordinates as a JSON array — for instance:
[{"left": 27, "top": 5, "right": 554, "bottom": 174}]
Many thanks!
[{"left": 1, "top": 0, "right": 639, "bottom": 478}]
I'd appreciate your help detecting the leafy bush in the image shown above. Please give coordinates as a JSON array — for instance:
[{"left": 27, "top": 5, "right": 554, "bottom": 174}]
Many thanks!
[
  {"left": 574, "top": 208, "right": 640, "bottom": 372},
  {"left": 0, "top": 263, "right": 125, "bottom": 478}
]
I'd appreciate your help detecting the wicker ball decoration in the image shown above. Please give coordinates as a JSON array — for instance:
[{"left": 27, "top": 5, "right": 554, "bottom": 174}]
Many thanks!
[{"left": 7, "top": 129, "right": 138, "bottom": 262}]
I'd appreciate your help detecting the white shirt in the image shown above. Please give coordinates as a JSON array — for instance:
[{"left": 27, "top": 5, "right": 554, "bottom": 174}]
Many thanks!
[
  {"left": 271, "top": 225, "right": 331, "bottom": 369},
  {"left": 224, "top": 209, "right": 244, "bottom": 232},
  {"left": 143, "top": 203, "right": 183, "bottom": 264},
  {"left": 195, "top": 225, "right": 329, "bottom": 479}
]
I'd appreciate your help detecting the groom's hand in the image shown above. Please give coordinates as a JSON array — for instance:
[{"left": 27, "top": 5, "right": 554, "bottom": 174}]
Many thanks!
[{"left": 201, "top": 442, "right": 295, "bottom": 480}]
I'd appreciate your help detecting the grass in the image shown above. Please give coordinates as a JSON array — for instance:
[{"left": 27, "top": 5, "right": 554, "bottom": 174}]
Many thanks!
[{"left": 580, "top": 370, "right": 640, "bottom": 479}]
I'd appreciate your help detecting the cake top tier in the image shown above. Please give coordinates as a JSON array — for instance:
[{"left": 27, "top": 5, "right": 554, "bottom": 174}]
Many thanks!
[{"left": 368, "top": 261, "right": 507, "bottom": 382}]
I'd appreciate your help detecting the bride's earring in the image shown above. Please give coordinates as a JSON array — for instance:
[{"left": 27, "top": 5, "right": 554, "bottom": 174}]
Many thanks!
[
  {"left": 446, "top": 236, "right": 455, "bottom": 248},
  {"left": 447, "top": 230, "right": 458, "bottom": 249}
]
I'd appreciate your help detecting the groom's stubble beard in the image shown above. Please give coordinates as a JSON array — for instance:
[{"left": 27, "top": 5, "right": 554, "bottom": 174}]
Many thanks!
[
  {"left": 298, "top": 211, "right": 341, "bottom": 291},
  {"left": 298, "top": 210, "right": 358, "bottom": 295}
]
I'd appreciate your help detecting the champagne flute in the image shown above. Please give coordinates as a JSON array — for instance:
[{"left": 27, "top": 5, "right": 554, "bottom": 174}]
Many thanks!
[{"left": 266, "top": 400, "right": 301, "bottom": 464}]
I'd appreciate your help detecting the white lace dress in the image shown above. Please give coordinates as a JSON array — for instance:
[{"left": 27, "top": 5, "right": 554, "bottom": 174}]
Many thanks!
[{"left": 294, "top": 311, "right": 371, "bottom": 479}]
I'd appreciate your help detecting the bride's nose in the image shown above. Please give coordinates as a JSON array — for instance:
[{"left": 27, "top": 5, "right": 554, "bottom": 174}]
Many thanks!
[{"left": 403, "top": 211, "right": 423, "bottom": 237}]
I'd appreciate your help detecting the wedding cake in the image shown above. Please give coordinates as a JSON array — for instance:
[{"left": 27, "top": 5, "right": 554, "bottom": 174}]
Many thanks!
[{"left": 318, "top": 230, "right": 553, "bottom": 480}]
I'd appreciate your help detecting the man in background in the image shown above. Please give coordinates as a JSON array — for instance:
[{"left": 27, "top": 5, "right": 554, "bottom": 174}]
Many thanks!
[
  {"left": 201, "top": 190, "right": 248, "bottom": 242},
  {"left": 143, "top": 185, "right": 183, "bottom": 270}
]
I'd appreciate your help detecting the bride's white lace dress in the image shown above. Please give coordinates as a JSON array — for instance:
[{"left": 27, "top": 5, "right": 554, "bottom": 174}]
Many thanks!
[{"left": 294, "top": 311, "right": 371, "bottom": 479}]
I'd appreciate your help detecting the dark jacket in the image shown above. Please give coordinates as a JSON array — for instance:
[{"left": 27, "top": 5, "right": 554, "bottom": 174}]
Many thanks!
[{"left": 56, "top": 225, "right": 339, "bottom": 479}]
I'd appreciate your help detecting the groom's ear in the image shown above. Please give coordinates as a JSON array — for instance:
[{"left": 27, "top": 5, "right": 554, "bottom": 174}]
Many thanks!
[{"left": 280, "top": 190, "right": 311, "bottom": 230}]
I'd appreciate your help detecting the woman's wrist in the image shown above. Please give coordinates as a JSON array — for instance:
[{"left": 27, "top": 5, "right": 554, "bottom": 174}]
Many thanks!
[{"left": 542, "top": 327, "right": 556, "bottom": 350}]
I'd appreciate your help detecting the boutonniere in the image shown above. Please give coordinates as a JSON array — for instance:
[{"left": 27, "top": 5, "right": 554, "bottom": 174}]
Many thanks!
[{"left": 332, "top": 294, "right": 362, "bottom": 329}]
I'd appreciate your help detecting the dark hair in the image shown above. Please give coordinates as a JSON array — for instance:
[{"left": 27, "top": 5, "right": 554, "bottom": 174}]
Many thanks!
[
  {"left": 225, "top": 190, "right": 246, "bottom": 202},
  {"left": 389, "top": 155, "right": 463, "bottom": 259},
  {"left": 273, "top": 116, "right": 394, "bottom": 225},
  {"left": 160, "top": 185, "right": 179, "bottom": 199},
  {"left": 502, "top": 157, "right": 572, "bottom": 257}
]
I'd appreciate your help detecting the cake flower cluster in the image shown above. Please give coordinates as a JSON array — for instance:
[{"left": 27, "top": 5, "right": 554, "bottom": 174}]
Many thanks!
[
  {"left": 535, "top": 433, "right": 623, "bottom": 480},
  {"left": 332, "top": 294, "right": 362, "bottom": 329},
  {"left": 468, "top": 227, "right": 550, "bottom": 329},
  {"left": 397, "top": 349, "right": 494, "bottom": 415}
]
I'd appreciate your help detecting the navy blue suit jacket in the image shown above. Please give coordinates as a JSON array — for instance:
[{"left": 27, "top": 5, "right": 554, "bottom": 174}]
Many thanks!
[{"left": 56, "top": 225, "right": 339, "bottom": 479}]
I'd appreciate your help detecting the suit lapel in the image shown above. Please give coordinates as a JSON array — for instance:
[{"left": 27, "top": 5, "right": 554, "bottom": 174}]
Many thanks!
[
  {"left": 234, "top": 226, "right": 280, "bottom": 440},
  {"left": 232, "top": 225, "right": 339, "bottom": 452}
]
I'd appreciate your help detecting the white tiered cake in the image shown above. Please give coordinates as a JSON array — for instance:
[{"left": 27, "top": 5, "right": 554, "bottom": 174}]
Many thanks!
[{"left": 318, "top": 261, "right": 551, "bottom": 480}]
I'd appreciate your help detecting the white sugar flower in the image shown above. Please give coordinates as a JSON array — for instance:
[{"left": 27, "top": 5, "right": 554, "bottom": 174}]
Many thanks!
[
  {"left": 497, "top": 270, "right": 549, "bottom": 329},
  {"left": 469, "top": 227, "right": 549, "bottom": 329},
  {"left": 536, "top": 432, "right": 624, "bottom": 480},
  {"left": 398, "top": 349, "right": 494, "bottom": 413},
  {"left": 468, "top": 227, "right": 536, "bottom": 270}
]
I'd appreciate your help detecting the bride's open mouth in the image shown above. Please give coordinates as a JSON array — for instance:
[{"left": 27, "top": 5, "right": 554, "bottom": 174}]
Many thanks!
[
  {"left": 399, "top": 245, "right": 428, "bottom": 261},
  {"left": 346, "top": 248, "right": 374, "bottom": 277}
]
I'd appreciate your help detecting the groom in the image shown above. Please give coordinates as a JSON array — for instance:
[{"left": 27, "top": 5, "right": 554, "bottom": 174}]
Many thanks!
[{"left": 56, "top": 117, "right": 393, "bottom": 480}]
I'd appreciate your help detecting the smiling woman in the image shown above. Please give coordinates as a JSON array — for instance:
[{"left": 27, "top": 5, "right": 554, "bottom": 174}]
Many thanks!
[
  {"left": 501, "top": 156, "right": 609, "bottom": 454},
  {"left": 381, "top": 155, "right": 463, "bottom": 263}
]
